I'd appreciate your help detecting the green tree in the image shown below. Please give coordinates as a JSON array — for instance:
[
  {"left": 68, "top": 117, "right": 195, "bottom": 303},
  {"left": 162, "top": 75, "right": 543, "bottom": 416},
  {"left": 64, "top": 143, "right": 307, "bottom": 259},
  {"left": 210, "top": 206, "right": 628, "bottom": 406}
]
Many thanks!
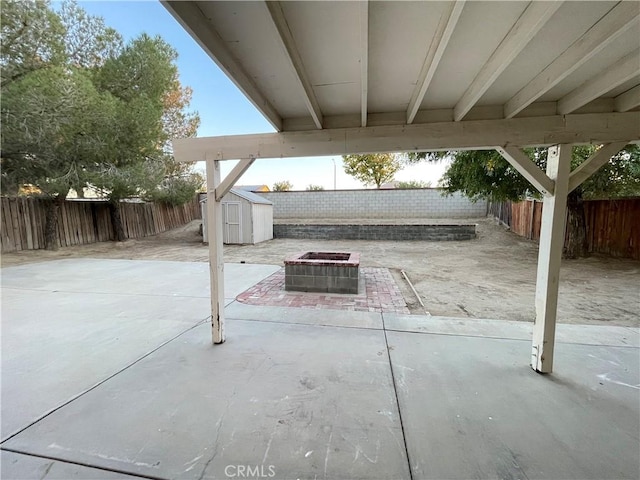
[
  {"left": 1, "top": 0, "right": 123, "bottom": 249},
  {"left": 1, "top": 1, "right": 201, "bottom": 246},
  {"left": 273, "top": 180, "right": 293, "bottom": 191},
  {"left": 0, "top": 0, "right": 66, "bottom": 87},
  {"left": 342, "top": 153, "right": 401, "bottom": 188},
  {"left": 407, "top": 146, "right": 640, "bottom": 258},
  {"left": 57, "top": 0, "right": 122, "bottom": 68},
  {"left": 87, "top": 34, "right": 185, "bottom": 240},
  {"left": 148, "top": 78, "right": 203, "bottom": 207},
  {"left": 397, "top": 180, "right": 432, "bottom": 189},
  {"left": 306, "top": 184, "right": 324, "bottom": 191}
]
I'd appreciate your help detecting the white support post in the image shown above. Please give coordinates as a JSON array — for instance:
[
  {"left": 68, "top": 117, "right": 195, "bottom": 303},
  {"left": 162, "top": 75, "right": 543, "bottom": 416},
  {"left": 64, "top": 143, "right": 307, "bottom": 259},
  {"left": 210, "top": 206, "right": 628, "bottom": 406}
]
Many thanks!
[
  {"left": 531, "top": 144, "right": 571, "bottom": 373},
  {"left": 206, "top": 159, "right": 225, "bottom": 344}
]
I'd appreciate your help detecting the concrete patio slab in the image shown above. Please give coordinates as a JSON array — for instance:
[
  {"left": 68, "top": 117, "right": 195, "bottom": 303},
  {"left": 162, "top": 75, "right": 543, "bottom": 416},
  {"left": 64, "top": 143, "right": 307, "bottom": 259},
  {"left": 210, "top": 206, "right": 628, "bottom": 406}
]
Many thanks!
[
  {"left": 1, "top": 259, "right": 280, "bottom": 303},
  {"left": 1, "top": 289, "right": 206, "bottom": 440},
  {"left": 383, "top": 313, "right": 532, "bottom": 341},
  {"left": 387, "top": 331, "right": 640, "bottom": 480},
  {"left": 1, "top": 260, "right": 280, "bottom": 441},
  {"left": 383, "top": 313, "right": 640, "bottom": 347},
  {"left": 3, "top": 321, "right": 410, "bottom": 480},
  {"left": 225, "top": 301, "right": 383, "bottom": 330},
  {"left": 1, "top": 450, "right": 141, "bottom": 479},
  {"left": 2, "top": 259, "right": 638, "bottom": 480}
]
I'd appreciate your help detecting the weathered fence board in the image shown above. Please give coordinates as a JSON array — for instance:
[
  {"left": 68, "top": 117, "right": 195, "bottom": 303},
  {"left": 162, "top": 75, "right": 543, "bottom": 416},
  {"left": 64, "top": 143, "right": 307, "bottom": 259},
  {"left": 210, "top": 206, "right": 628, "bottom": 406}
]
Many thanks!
[
  {"left": 492, "top": 198, "right": 639, "bottom": 260},
  {"left": 584, "top": 199, "right": 640, "bottom": 260},
  {"left": 1, "top": 197, "right": 201, "bottom": 253}
]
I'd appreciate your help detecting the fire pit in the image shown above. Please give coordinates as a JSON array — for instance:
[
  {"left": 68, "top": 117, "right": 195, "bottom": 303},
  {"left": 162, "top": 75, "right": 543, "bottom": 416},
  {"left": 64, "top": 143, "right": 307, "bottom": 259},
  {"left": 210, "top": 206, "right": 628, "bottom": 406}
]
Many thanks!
[{"left": 284, "top": 251, "right": 360, "bottom": 294}]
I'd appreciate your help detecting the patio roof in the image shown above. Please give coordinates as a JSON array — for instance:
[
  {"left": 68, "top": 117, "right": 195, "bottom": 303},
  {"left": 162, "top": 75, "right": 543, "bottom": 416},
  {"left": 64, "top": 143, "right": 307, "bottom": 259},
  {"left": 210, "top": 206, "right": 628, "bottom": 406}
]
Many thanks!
[{"left": 163, "top": 0, "right": 639, "bottom": 160}]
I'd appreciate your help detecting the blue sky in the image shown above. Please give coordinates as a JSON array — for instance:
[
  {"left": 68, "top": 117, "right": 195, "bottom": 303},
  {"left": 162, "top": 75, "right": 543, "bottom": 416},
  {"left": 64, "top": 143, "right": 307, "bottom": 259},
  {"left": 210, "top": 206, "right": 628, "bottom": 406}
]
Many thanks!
[{"left": 77, "top": 1, "right": 449, "bottom": 190}]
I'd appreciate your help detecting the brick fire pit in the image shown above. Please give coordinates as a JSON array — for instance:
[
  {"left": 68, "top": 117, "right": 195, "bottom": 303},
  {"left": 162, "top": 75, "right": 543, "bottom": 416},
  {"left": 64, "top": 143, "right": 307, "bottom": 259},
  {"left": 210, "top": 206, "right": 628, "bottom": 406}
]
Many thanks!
[{"left": 284, "top": 251, "right": 360, "bottom": 294}]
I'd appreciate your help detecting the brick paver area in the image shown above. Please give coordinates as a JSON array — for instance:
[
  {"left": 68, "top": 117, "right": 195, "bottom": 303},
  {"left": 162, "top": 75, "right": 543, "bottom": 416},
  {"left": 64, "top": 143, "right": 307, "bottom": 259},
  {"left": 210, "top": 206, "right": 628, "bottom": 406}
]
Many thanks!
[{"left": 236, "top": 267, "right": 410, "bottom": 314}]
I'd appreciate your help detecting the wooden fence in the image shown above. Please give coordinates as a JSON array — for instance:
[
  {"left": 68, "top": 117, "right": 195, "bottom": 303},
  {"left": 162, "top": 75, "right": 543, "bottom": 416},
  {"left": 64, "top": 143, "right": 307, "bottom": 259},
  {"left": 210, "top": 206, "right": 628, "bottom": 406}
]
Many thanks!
[
  {"left": 1, "top": 197, "right": 201, "bottom": 253},
  {"left": 490, "top": 198, "right": 640, "bottom": 260}
]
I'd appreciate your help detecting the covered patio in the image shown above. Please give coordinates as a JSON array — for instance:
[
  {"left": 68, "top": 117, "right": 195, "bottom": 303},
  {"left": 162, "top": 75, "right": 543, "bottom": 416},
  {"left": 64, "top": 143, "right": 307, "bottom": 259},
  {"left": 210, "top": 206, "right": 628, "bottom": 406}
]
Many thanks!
[
  {"left": 163, "top": 0, "right": 640, "bottom": 373},
  {"left": 2, "top": 1, "right": 639, "bottom": 479}
]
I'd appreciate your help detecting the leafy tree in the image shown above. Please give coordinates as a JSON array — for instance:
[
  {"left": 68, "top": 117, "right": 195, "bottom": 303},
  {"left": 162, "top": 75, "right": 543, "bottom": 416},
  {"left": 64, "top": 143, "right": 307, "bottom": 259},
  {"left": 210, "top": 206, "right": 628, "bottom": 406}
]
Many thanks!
[
  {"left": 273, "top": 180, "right": 293, "bottom": 191},
  {"left": 342, "top": 153, "right": 401, "bottom": 188},
  {"left": 0, "top": 0, "right": 66, "bottom": 87},
  {"left": 407, "top": 146, "right": 640, "bottom": 257},
  {"left": 85, "top": 33, "right": 179, "bottom": 240},
  {"left": 1, "top": 0, "right": 123, "bottom": 249},
  {"left": 306, "top": 184, "right": 324, "bottom": 191},
  {"left": 1, "top": 0, "right": 202, "bottom": 246},
  {"left": 397, "top": 180, "right": 432, "bottom": 189},
  {"left": 57, "top": 0, "right": 122, "bottom": 68},
  {"left": 148, "top": 78, "right": 203, "bottom": 206}
]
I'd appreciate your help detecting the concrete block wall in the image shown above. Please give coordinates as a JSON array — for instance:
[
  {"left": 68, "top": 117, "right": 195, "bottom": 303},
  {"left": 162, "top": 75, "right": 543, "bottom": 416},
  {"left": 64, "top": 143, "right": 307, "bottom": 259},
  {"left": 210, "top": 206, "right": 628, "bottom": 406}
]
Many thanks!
[
  {"left": 258, "top": 189, "right": 487, "bottom": 219},
  {"left": 274, "top": 224, "right": 476, "bottom": 241}
]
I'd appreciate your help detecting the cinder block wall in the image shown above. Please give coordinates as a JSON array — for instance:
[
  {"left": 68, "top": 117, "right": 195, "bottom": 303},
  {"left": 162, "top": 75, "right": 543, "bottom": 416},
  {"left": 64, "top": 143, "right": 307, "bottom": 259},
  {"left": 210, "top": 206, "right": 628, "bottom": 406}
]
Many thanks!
[
  {"left": 274, "top": 224, "right": 476, "bottom": 241},
  {"left": 257, "top": 189, "right": 487, "bottom": 219}
]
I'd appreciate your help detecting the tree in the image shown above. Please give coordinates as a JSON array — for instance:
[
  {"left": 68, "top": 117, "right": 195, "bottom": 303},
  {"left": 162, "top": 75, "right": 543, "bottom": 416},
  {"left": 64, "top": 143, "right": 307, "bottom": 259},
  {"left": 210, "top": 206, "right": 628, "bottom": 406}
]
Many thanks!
[
  {"left": 342, "top": 153, "right": 401, "bottom": 188},
  {"left": 1, "top": 1, "right": 202, "bottom": 246},
  {"left": 148, "top": 78, "right": 203, "bottom": 206},
  {"left": 1, "top": 0, "right": 123, "bottom": 249},
  {"left": 0, "top": 0, "right": 66, "bottom": 87},
  {"left": 397, "top": 180, "right": 432, "bottom": 189},
  {"left": 273, "top": 180, "right": 293, "bottom": 191},
  {"left": 86, "top": 33, "right": 182, "bottom": 240},
  {"left": 306, "top": 184, "right": 324, "bottom": 191},
  {"left": 407, "top": 146, "right": 640, "bottom": 258}
]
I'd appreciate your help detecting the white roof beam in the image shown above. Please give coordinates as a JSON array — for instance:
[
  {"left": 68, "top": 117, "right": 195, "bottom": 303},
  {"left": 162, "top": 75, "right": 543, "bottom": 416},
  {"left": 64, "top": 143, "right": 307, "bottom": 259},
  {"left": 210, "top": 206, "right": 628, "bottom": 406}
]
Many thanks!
[
  {"left": 558, "top": 50, "right": 640, "bottom": 115},
  {"left": 161, "top": 1, "right": 283, "bottom": 131},
  {"left": 454, "top": 1, "right": 563, "bottom": 122},
  {"left": 568, "top": 142, "right": 627, "bottom": 193},
  {"left": 172, "top": 111, "right": 639, "bottom": 162},
  {"left": 504, "top": 2, "right": 640, "bottom": 119},
  {"left": 265, "top": 1, "right": 323, "bottom": 129},
  {"left": 614, "top": 84, "right": 640, "bottom": 112},
  {"left": 496, "top": 146, "right": 555, "bottom": 196},
  {"left": 360, "top": 1, "right": 369, "bottom": 127},
  {"left": 406, "top": 1, "right": 465, "bottom": 124}
]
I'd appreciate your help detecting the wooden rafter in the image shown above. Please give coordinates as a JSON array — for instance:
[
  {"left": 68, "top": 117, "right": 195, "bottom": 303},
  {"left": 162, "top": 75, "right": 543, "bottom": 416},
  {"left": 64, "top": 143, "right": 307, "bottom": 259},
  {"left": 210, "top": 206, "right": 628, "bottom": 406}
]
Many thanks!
[
  {"left": 557, "top": 50, "right": 640, "bottom": 115},
  {"left": 406, "top": 1, "right": 465, "bottom": 124},
  {"left": 504, "top": 2, "right": 639, "bottom": 118},
  {"left": 161, "top": 1, "right": 283, "bottom": 131},
  {"left": 454, "top": 1, "right": 563, "bottom": 121},
  {"left": 265, "top": 1, "right": 323, "bottom": 129}
]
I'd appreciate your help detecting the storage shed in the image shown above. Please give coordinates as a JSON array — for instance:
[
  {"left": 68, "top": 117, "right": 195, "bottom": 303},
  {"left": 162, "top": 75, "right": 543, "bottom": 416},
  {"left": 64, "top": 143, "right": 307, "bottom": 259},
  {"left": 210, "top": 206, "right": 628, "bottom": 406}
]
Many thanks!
[{"left": 200, "top": 189, "right": 273, "bottom": 245}]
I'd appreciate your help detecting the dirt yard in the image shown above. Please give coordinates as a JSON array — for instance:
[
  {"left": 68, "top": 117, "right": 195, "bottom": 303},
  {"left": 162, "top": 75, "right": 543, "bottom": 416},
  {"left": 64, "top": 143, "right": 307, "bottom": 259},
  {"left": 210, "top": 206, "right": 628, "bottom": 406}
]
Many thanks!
[{"left": 2, "top": 218, "right": 638, "bottom": 326}]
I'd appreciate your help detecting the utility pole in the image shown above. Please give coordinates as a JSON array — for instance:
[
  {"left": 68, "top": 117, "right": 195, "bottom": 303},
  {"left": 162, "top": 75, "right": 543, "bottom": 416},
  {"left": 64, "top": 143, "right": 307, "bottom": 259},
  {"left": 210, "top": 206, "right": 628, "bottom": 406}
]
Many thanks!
[{"left": 332, "top": 158, "right": 336, "bottom": 190}]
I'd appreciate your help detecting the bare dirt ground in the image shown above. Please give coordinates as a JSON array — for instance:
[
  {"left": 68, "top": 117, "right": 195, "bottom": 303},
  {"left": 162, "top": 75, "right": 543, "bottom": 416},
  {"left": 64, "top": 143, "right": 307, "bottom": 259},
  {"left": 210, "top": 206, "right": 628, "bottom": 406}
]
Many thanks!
[{"left": 2, "top": 218, "right": 638, "bottom": 326}]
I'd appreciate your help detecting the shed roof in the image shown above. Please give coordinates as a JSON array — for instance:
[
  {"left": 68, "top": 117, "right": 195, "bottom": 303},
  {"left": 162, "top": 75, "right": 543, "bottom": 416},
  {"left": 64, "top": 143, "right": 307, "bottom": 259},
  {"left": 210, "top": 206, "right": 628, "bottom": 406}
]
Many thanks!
[
  {"left": 235, "top": 185, "right": 271, "bottom": 192},
  {"left": 229, "top": 189, "right": 273, "bottom": 205},
  {"left": 200, "top": 189, "right": 273, "bottom": 204}
]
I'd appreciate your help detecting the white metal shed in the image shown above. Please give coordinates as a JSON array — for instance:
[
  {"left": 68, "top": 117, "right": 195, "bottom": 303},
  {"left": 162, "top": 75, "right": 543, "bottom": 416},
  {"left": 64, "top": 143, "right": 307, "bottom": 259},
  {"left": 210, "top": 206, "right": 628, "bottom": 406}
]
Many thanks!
[{"left": 201, "top": 189, "right": 273, "bottom": 245}]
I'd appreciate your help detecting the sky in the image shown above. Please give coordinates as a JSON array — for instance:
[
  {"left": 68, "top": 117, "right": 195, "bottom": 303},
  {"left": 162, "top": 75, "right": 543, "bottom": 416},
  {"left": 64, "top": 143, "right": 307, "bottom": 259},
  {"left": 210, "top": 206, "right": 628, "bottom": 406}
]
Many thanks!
[{"left": 76, "top": 0, "right": 450, "bottom": 190}]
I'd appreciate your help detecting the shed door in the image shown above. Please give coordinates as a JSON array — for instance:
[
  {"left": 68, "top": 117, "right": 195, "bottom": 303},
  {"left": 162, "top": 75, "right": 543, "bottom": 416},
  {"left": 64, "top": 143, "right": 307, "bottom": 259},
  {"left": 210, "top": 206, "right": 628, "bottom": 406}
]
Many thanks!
[{"left": 224, "top": 202, "right": 242, "bottom": 244}]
